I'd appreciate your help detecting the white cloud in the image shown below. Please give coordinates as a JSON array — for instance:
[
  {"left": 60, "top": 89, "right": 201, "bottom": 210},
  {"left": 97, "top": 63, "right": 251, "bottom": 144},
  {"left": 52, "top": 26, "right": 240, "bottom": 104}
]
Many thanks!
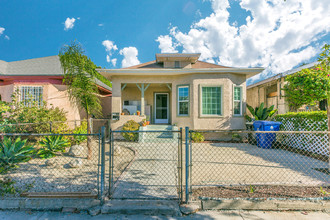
[
  {"left": 98, "top": 23, "right": 104, "bottom": 27},
  {"left": 111, "top": 58, "right": 117, "bottom": 67},
  {"left": 102, "top": 40, "right": 118, "bottom": 53},
  {"left": 119, "top": 47, "right": 140, "bottom": 68},
  {"left": 102, "top": 40, "right": 118, "bottom": 66},
  {"left": 156, "top": 35, "right": 178, "bottom": 53},
  {"left": 64, "top": 17, "right": 76, "bottom": 31},
  {"left": 4, "top": 35, "right": 9, "bottom": 40},
  {"left": 0, "top": 27, "right": 5, "bottom": 36},
  {"left": 157, "top": 0, "right": 330, "bottom": 83}
]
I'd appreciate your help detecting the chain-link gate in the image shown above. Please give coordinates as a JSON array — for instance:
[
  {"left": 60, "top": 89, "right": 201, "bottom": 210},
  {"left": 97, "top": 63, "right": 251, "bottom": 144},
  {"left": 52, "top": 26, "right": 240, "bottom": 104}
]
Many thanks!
[{"left": 108, "top": 128, "right": 183, "bottom": 202}]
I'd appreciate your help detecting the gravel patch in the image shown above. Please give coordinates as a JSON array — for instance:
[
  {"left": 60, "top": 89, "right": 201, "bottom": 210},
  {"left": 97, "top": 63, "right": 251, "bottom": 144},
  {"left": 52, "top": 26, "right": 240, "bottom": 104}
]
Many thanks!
[
  {"left": 1, "top": 140, "right": 135, "bottom": 198},
  {"left": 191, "top": 185, "right": 330, "bottom": 199}
]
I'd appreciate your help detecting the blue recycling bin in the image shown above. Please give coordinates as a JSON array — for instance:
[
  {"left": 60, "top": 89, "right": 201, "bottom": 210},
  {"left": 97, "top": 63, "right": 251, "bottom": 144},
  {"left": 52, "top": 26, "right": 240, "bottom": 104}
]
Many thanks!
[{"left": 253, "top": 121, "right": 282, "bottom": 149}]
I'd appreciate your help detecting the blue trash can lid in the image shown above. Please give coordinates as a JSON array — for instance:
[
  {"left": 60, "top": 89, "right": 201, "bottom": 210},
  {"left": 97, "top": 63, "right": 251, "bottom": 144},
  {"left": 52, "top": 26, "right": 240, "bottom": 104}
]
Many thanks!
[{"left": 253, "top": 121, "right": 282, "bottom": 126}]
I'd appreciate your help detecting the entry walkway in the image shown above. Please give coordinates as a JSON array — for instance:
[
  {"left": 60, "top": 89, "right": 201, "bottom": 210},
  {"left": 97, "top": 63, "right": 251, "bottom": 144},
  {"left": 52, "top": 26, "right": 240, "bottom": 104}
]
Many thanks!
[{"left": 112, "top": 141, "right": 179, "bottom": 200}]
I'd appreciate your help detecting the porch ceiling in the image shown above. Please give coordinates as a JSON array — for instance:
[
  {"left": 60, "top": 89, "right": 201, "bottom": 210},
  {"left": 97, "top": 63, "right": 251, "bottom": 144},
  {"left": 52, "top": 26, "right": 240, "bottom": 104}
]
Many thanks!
[{"left": 123, "top": 83, "right": 171, "bottom": 88}]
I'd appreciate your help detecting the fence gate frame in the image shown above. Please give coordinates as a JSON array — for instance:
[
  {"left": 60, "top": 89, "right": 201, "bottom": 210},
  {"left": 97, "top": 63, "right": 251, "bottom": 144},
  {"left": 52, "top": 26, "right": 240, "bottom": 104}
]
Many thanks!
[{"left": 107, "top": 128, "right": 183, "bottom": 203}]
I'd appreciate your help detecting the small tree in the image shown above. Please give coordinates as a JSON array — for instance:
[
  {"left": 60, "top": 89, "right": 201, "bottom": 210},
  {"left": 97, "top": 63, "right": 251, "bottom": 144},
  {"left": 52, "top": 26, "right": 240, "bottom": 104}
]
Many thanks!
[
  {"left": 59, "top": 41, "right": 102, "bottom": 160},
  {"left": 283, "top": 44, "right": 330, "bottom": 111}
]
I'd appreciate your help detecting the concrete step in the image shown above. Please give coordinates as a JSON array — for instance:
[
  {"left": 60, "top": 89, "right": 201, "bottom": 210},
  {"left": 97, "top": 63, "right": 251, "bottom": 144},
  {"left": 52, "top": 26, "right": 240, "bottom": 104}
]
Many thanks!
[{"left": 101, "top": 200, "right": 181, "bottom": 216}]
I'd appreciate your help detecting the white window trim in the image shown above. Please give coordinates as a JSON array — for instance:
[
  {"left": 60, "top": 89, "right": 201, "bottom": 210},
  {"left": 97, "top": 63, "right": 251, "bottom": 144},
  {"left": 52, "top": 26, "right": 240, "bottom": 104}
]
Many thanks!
[
  {"left": 199, "top": 84, "right": 223, "bottom": 117},
  {"left": 233, "top": 85, "right": 243, "bottom": 116},
  {"left": 177, "top": 85, "right": 189, "bottom": 116}
]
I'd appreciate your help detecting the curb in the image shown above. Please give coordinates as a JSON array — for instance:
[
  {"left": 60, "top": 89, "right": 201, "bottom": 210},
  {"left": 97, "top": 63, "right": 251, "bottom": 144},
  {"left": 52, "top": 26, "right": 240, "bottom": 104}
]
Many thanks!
[
  {"left": 0, "top": 198, "right": 100, "bottom": 211},
  {"left": 196, "top": 197, "right": 330, "bottom": 211}
]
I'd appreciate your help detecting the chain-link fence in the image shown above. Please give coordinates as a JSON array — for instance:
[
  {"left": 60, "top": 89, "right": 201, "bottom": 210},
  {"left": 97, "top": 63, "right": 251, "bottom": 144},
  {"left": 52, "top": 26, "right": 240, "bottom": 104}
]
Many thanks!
[
  {"left": 0, "top": 119, "right": 111, "bottom": 135},
  {"left": 109, "top": 129, "right": 183, "bottom": 202},
  {"left": 188, "top": 130, "right": 330, "bottom": 200},
  {"left": 0, "top": 132, "right": 109, "bottom": 200}
]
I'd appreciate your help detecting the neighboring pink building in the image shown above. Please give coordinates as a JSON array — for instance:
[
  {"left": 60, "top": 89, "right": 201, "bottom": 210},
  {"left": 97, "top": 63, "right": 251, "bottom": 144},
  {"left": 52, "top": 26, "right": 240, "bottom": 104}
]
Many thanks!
[{"left": 0, "top": 56, "right": 112, "bottom": 121}]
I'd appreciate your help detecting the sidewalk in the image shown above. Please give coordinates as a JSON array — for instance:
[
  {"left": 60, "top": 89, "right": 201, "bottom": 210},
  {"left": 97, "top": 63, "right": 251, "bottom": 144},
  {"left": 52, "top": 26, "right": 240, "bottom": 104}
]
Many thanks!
[{"left": 0, "top": 210, "right": 329, "bottom": 220}]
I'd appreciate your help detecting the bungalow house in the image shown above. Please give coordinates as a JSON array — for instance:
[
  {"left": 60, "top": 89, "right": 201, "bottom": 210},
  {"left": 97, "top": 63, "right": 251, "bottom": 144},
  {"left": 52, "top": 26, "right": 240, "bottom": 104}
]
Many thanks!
[
  {"left": 247, "top": 62, "right": 318, "bottom": 114},
  {"left": 0, "top": 56, "right": 112, "bottom": 121},
  {"left": 98, "top": 53, "right": 264, "bottom": 131}
]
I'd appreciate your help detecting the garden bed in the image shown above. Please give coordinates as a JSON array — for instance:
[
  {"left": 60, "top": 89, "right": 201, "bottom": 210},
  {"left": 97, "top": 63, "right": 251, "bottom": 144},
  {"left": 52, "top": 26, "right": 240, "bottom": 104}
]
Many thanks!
[
  {"left": 191, "top": 185, "right": 330, "bottom": 200},
  {"left": 0, "top": 141, "right": 135, "bottom": 198}
]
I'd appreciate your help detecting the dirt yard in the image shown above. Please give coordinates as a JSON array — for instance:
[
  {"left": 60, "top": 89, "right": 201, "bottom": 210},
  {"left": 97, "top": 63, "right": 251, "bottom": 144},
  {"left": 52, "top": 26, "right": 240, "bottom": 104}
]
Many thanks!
[{"left": 1, "top": 140, "right": 135, "bottom": 197}]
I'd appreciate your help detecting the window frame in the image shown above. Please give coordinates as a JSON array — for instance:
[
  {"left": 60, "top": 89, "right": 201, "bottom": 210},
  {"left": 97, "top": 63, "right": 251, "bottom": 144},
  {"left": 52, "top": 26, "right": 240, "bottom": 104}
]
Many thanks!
[
  {"left": 177, "top": 84, "right": 190, "bottom": 117},
  {"left": 233, "top": 85, "right": 243, "bottom": 116},
  {"left": 199, "top": 84, "right": 223, "bottom": 117},
  {"left": 174, "top": 61, "right": 180, "bottom": 68},
  {"left": 19, "top": 85, "right": 43, "bottom": 107}
]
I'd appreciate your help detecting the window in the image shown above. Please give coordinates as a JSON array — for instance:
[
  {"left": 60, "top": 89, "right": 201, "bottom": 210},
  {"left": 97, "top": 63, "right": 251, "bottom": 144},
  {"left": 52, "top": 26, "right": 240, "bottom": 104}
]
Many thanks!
[
  {"left": 201, "top": 86, "right": 222, "bottom": 116},
  {"left": 177, "top": 85, "right": 189, "bottom": 116},
  {"left": 174, "top": 61, "right": 180, "bottom": 68},
  {"left": 20, "top": 86, "right": 43, "bottom": 106},
  {"left": 233, "top": 86, "right": 242, "bottom": 116}
]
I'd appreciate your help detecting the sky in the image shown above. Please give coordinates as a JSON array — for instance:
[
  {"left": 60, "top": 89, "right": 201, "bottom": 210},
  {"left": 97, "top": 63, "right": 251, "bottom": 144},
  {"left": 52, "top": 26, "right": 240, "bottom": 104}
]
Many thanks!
[{"left": 0, "top": 0, "right": 330, "bottom": 85}]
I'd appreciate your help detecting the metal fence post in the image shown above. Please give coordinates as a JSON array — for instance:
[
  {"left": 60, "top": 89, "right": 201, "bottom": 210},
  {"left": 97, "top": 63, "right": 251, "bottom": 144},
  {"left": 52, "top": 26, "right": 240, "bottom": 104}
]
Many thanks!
[
  {"left": 185, "top": 126, "right": 190, "bottom": 203},
  {"left": 100, "top": 126, "right": 106, "bottom": 203},
  {"left": 109, "top": 128, "right": 113, "bottom": 196}
]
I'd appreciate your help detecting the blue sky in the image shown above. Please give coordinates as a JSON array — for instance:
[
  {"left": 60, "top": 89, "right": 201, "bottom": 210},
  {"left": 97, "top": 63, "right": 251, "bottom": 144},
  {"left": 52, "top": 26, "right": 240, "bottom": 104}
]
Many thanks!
[{"left": 1, "top": 0, "right": 330, "bottom": 85}]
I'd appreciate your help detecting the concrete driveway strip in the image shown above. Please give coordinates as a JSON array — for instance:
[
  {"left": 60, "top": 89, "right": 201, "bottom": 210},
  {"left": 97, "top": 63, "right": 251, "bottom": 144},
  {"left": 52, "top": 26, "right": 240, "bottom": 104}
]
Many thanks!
[{"left": 112, "top": 141, "right": 179, "bottom": 200}]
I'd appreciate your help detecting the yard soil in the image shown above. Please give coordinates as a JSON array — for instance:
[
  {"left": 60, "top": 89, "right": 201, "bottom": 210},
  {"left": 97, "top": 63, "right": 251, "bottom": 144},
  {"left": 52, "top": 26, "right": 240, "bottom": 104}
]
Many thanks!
[
  {"left": 1, "top": 140, "right": 135, "bottom": 197},
  {"left": 191, "top": 186, "right": 330, "bottom": 199}
]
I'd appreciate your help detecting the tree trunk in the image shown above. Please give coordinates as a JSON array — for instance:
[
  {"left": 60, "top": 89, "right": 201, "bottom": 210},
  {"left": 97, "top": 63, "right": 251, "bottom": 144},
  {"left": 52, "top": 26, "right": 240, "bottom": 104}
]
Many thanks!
[{"left": 87, "top": 114, "right": 92, "bottom": 160}]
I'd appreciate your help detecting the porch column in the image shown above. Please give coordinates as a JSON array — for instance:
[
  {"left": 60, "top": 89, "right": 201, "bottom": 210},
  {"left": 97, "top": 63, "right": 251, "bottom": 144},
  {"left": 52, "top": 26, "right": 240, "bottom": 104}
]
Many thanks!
[{"left": 136, "top": 83, "right": 150, "bottom": 116}]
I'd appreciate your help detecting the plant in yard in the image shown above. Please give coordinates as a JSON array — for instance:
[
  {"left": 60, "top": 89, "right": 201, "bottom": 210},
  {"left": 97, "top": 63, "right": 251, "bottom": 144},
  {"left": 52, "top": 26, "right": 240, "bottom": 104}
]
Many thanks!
[
  {"left": 191, "top": 132, "right": 205, "bottom": 143},
  {"left": 320, "top": 186, "right": 330, "bottom": 195},
  {"left": 71, "top": 121, "right": 88, "bottom": 145},
  {"left": 0, "top": 178, "right": 16, "bottom": 196},
  {"left": 0, "top": 137, "right": 34, "bottom": 174},
  {"left": 245, "top": 103, "right": 277, "bottom": 121},
  {"left": 38, "top": 136, "right": 70, "bottom": 159},
  {"left": 59, "top": 41, "right": 103, "bottom": 160},
  {"left": 122, "top": 120, "right": 140, "bottom": 142},
  {"left": 249, "top": 185, "right": 255, "bottom": 193}
]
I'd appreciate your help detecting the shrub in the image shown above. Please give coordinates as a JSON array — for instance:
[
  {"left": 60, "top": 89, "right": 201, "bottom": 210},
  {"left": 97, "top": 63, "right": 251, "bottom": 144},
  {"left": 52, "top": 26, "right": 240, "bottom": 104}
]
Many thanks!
[
  {"left": 191, "top": 132, "right": 205, "bottom": 143},
  {"left": 71, "top": 121, "right": 88, "bottom": 145},
  {"left": 122, "top": 120, "right": 140, "bottom": 142},
  {"left": 246, "top": 103, "right": 277, "bottom": 121},
  {"left": 0, "top": 91, "right": 68, "bottom": 133},
  {"left": 0, "top": 137, "right": 34, "bottom": 173},
  {"left": 38, "top": 136, "right": 70, "bottom": 159},
  {"left": 274, "top": 111, "right": 327, "bottom": 131}
]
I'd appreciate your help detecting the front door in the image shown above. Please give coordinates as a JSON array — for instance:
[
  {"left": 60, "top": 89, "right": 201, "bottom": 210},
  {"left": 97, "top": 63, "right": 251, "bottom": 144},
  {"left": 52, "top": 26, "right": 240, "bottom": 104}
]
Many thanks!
[{"left": 154, "top": 93, "right": 169, "bottom": 124}]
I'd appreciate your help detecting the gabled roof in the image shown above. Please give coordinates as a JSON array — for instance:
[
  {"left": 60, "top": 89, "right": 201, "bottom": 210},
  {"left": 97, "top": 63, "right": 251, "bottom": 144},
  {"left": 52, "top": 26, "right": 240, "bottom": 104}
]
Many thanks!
[
  {"left": 123, "top": 60, "right": 231, "bottom": 69},
  {"left": 98, "top": 54, "right": 264, "bottom": 78},
  {"left": 247, "top": 62, "right": 318, "bottom": 89},
  {"left": 0, "top": 56, "right": 112, "bottom": 92},
  {"left": 0, "top": 56, "right": 63, "bottom": 76}
]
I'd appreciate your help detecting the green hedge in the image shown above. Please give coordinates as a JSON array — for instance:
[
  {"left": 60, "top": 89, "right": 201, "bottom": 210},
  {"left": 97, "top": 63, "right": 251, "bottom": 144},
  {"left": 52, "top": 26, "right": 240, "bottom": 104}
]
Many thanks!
[{"left": 274, "top": 111, "right": 327, "bottom": 131}]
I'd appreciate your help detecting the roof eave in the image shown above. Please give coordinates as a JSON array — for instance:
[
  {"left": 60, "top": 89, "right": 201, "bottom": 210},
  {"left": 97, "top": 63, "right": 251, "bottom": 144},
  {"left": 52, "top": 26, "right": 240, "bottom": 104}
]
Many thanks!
[{"left": 97, "top": 68, "right": 265, "bottom": 78}]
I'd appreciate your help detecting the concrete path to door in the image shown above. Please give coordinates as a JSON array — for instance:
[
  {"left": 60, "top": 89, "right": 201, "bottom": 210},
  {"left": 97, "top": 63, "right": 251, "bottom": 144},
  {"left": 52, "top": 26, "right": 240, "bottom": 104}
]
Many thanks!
[{"left": 112, "top": 140, "right": 179, "bottom": 200}]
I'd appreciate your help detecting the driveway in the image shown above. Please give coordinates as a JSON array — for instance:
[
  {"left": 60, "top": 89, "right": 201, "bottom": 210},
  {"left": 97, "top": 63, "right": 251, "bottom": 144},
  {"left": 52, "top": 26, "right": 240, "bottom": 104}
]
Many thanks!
[
  {"left": 191, "top": 142, "right": 330, "bottom": 186},
  {"left": 112, "top": 140, "right": 179, "bottom": 199}
]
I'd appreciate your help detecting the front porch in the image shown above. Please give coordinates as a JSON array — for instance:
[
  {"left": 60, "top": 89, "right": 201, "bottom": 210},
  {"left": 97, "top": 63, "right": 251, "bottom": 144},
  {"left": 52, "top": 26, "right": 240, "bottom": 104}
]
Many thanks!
[{"left": 120, "top": 83, "right": 172, "bottom": 124}]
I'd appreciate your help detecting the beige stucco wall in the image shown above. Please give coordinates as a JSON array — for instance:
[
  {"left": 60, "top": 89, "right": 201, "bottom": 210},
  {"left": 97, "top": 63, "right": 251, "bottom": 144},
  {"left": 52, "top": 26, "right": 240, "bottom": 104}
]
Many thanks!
[
  {"left": 110, "top": 72, "right": 247, "bottom": 130},
  {"left": 246, "top": 78, "right": 289, "bottom": 115},
  {"left": 0, "top": 83, "right": 83, "bottom": 121},
  {"left": 0, "top": 84, "right": 14, "bottom": 102}
]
